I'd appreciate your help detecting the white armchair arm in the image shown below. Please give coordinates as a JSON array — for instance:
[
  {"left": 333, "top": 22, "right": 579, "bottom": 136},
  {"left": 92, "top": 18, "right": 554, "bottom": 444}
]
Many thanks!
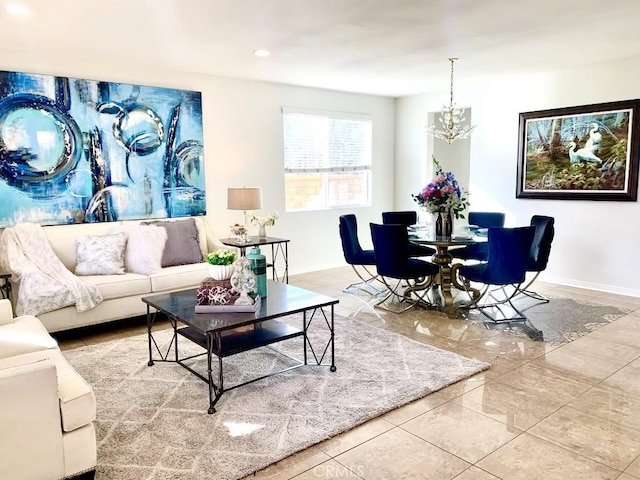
[
  {"left": 0, "top": 299, "right": 14, "bottom": 325},
  {"left": 0, "top": 359, "right": 65, "bottom": 480}
]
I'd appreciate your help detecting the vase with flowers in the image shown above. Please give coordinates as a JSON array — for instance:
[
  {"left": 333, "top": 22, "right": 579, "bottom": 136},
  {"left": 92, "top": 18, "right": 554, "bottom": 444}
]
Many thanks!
[
  {"left": 206, "top": 249, "right": 237, "bottom": 280},
  {"left": 411, "top": 157, "right": 470, "bottom": 237},
  {"left": 248, "top": 211, "right": 279, "bottom": 239}
]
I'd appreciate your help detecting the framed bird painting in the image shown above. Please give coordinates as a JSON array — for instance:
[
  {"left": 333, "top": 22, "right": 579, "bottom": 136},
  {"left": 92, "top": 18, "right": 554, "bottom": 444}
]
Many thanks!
[{"left": 516, "top": 99, "right": 640, "bottom": 201}]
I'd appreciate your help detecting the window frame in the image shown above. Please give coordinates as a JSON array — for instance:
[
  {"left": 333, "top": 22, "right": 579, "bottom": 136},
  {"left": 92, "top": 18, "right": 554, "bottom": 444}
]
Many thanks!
[{"left": 282, "top": 106, "right": 373, "bottom": 212}]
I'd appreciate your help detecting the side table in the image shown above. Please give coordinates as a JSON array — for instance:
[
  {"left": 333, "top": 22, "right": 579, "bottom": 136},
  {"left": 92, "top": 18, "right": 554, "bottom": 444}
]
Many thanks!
[
  {"left": 219, "top": 236, "right": 289, "bottom": 283},
  {"left": 0, "top": 272, "right": 11, "bottom": 300}
]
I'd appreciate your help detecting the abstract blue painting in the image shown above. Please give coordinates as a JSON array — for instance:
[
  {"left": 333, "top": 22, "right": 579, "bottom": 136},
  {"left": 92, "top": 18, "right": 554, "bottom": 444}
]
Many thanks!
[{"left": 0, "top": 70, "right": 205, "bottom": 227}]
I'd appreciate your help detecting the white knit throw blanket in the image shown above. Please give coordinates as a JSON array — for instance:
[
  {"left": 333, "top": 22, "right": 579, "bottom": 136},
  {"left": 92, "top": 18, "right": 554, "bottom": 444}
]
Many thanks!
[{"left": 0, "top": 223, "right": 103, "bottom": 316}]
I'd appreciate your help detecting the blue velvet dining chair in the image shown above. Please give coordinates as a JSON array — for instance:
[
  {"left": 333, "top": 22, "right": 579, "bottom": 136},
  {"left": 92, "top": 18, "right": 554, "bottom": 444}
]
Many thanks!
[
  {"left": 381, "top": 211, "right": 418, "bottom": 226},
  {"left": 370, "top": 223, "right": 440, "bottom": 312},
  {"left": 468, "top": 212, "right": 506, "bottom": 228},
  {"left": 456, "top": 226, "right": 535, "bottom": 323},
  {"left": 451, "top": 211, "right": 505, "bottom": 262},
  {"left": 515, "top": 215, "right": 555, "bottom": 304},
  {"left": 339, "top": 214, "right": 385, "bottom": 295},
  {"left": 381, "top": 211, "right": 435, "bottom": 258}
]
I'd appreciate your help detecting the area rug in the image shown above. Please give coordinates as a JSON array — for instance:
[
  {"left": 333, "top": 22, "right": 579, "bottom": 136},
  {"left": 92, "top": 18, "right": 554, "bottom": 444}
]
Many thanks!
[
  {"left": 64, "top": 314, "right": 489, "bottom": 480},
  {"left": 345, "top": 286, "right": 631, "bottom": 345},
  {"left": 464, "top": 296, "right": 630, "bottom": 344}
]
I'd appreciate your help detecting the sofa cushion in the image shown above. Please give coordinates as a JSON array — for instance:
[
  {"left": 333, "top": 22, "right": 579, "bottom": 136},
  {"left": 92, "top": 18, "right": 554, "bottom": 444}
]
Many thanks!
[
  {"left": 0, "top": 315, "right": 59, "bottom": 360},
  {"left": 75, "top": 233, "right": 127, "bottom": 275},
  {"left": 112, "top": 224, "right": 168, "bottom": 275},
  {"left": 0, "top": 349, "right": 96, "bottom": 433},
  {"left": 146, "top": 218, "right": 203, "bottom": 267},
  {"left": 149, "top": 263, "right": 209, "bottom": 292},
  {"left": 82, "top": 273, "right": 152, "bottom": 300}
]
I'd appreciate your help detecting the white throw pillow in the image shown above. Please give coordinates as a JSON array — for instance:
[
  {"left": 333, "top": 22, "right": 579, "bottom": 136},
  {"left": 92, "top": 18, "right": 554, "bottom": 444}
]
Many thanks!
[
  {"left": 119, "top": 224, "right": 168, "bottom": 275},
  {"left": 75, "top": 233, "right": 127, "bottom": 275}
]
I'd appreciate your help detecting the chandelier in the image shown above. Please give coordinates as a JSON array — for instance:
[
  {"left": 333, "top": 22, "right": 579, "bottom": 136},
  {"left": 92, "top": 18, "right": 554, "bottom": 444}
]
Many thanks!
[{"left": 426, "top": 58, "right": 476, "bottom": 144}]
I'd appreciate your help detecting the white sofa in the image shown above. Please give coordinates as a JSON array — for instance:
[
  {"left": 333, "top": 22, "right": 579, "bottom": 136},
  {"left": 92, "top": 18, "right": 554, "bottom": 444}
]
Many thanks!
[
  {"left": 5, "top": 216, "right": 223, "bottom": 332},
  {"left": 0, "top": 299, "right": 96, "bottom": 479}
]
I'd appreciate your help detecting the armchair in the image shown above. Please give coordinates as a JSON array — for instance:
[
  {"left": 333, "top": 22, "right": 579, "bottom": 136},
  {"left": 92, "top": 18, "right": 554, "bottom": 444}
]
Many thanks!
[
  {"left": 0, "top": 299, "right": 97, "bottom": 480},
  {"left": 370, "top": 223, "right": 439, "bottom": 312}
]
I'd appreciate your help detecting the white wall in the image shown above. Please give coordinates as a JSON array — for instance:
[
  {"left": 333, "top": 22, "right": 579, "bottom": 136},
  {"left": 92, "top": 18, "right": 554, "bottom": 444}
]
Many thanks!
[
  {"left": 396, "top": 56, "right": 640, "bottom": 296},
  {"left": 0, "top": 52, "right": 395, "bottom": 275}
]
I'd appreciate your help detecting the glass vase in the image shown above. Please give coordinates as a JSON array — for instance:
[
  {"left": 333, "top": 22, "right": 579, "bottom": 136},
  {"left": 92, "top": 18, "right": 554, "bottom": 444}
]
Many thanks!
[
  {"left": 258, "top": 225, "right": 267, "bottom": 239},
  {"left": 435, "top": 212, "right": 453, "bottom": 238},
  {"left": 444, "top": 211, "right": 454, "bottom": 237}
]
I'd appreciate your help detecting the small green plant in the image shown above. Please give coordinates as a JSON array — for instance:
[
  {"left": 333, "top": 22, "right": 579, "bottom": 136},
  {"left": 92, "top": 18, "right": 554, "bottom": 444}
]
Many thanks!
[{"left": 206, "top": 249, "right": 237, "bottom": 266}]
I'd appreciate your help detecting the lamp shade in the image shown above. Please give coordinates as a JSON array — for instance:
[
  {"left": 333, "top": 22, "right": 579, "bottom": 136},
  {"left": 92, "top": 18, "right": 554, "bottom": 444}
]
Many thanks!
[{"left": 227, "top": 187, "right": 263, "bottom": 211}]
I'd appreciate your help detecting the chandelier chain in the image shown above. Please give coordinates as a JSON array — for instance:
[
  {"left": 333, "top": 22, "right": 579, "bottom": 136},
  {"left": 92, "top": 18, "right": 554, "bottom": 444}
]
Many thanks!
[{"left": 449, "top": 57, "right": 456, "bottom": 109}]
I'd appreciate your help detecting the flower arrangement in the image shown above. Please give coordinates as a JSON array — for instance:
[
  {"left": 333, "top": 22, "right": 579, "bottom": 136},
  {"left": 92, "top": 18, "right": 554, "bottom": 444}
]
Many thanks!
[
  {"left": 412, "top": 157, "right": 470, "bottom": 219},
  {"left": 206, "top": 249, "right": 237, "bottom": 266},
  {"left": 248, "top": 211, "right": 279, "bottom": 227}
]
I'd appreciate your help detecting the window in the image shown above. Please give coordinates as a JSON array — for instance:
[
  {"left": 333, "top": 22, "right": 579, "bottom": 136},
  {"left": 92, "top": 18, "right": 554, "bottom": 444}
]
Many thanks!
[{"left": 283, "top": 108, "right": 372, "bottom": 212}]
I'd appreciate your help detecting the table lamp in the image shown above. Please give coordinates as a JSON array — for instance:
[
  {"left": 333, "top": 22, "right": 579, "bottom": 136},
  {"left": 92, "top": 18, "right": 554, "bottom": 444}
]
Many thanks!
[{"left": 227, "top": 187, "right": 263, "bottom": 227}]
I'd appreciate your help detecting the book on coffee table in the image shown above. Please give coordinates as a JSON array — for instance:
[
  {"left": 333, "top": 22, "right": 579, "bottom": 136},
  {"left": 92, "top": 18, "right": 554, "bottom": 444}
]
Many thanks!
[{"left": 195, "top": 296, "right": 261, "bottom": 313}]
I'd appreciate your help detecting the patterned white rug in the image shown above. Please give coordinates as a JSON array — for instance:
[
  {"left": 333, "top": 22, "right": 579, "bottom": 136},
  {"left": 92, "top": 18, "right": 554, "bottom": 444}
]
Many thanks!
[{"left": 65, "top": 315, "right": 489, "bottom": 480}]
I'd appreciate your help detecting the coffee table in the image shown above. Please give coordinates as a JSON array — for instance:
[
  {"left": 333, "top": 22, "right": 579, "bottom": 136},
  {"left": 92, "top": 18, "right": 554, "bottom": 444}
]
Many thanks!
[{"left": 143, "top": 281, "right": 338, "bottom": 413}]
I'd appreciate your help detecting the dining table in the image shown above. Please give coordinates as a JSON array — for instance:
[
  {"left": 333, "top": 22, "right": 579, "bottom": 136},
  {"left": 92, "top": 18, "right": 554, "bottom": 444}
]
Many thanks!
[{"left": 408, "top": 226, "right": 487, "bottom": 307}]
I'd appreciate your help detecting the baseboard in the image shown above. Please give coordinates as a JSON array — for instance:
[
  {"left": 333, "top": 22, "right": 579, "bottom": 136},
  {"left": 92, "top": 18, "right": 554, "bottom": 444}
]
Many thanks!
[
  {"left": 541, "top": 274, "right": 640, "bottom": 298},
  {"left": 288, "top": 262, "right": 347, "bottom": 277}
]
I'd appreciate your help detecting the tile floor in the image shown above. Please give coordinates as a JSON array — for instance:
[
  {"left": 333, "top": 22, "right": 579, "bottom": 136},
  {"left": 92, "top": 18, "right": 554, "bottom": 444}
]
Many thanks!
[{"left": 57, "top": 266, "right": 640, "bottom": 480}]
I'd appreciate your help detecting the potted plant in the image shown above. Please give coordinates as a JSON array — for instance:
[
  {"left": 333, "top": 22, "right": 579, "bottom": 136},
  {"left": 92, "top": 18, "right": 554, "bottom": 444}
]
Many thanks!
[{"left": 206, "top": 249, "right": 237, "bottom": 280}]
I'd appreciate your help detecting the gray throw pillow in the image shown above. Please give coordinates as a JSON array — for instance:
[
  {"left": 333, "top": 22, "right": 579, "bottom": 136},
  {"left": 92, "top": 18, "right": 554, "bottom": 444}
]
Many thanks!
[{"left": 146, "top": 218, "right": 203, "bottom": 267}]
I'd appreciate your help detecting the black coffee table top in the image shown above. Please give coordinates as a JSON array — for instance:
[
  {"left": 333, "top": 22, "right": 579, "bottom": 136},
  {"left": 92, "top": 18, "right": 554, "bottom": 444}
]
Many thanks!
[
  {"left": 219, "top": 236, "right": 290, "bottom": 248},
  {"left": 142, "top": 281, "right": 338, "bottom": 334}
]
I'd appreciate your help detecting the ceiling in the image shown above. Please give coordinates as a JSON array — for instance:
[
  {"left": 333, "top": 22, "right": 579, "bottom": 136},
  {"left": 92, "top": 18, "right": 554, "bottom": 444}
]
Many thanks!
[{"left": 2, "top": 0, "right": 640, "bottom": 97}]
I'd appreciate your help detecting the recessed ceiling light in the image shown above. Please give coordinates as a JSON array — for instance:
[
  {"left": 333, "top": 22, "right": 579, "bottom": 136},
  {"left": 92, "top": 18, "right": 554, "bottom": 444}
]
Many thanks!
[
  {"left": 253, "top": 49, "right": 270, "bottom": 58},
  {"left": 6, "top": 4, "right": 30, "bottom": 15}
]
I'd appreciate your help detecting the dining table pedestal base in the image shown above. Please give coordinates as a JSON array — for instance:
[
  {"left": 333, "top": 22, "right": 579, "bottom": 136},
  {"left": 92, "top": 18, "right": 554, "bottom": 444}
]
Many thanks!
[{"left": 405, "top": 238, "right": 482, "bottom": 309}]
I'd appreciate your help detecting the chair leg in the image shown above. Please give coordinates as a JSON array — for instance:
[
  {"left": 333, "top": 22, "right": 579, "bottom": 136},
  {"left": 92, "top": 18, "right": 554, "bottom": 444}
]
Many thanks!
[
  {"left": 477, "top": 296, "right": 528, "bottom": 324},
  {"left": 374, "top": 276, "right": 435, "bottom": 313},
  {"left": 342, "top": 290, "right": 384, "bottom": 319},
  {"left": 343, "top": 265, "right": 387, "bottom": 296},
  {"left": 489, "top": 272, "right": 550, "bottom": 305},
  {"left": 514, "top": 272, "right": 550, "bottom": 304},
  {"left": 462, "top": 284, "right": 528, "bottom": 324}
]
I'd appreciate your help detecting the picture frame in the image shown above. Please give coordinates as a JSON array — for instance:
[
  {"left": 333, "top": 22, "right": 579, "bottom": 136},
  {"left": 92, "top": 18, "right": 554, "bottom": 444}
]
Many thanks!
[
  {"left": 516, "top": 99, "right": 640, "bottom": 201},
  {"left": 0, "top": 70, "right": 206, "bottom": 227}
]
